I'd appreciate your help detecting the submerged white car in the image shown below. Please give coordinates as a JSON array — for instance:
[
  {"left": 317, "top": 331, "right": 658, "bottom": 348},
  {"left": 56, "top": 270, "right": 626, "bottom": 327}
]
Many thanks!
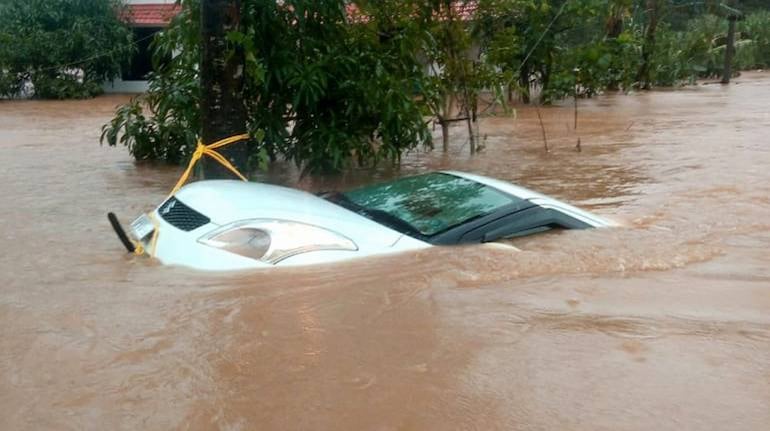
[{"left": 118, "top": 171, "right": 612, "bottom": 270}]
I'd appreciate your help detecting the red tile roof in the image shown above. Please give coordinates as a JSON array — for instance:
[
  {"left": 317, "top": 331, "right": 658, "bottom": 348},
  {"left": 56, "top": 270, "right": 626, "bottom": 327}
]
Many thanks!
[
  {"left": 345, "top": 1, "right": 477, "bottom": 24},
  {"left": 121, "top": 4, "right": 182, "bottom": 27},
  {"left": 121, "top": 2, "right": 476, "bottom": 28}
]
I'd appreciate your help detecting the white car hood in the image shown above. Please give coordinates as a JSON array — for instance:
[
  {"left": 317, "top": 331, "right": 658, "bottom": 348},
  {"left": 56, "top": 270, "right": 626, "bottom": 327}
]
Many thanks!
[{"left": 172, "top": 179, "right": 406, "bottom": 247}]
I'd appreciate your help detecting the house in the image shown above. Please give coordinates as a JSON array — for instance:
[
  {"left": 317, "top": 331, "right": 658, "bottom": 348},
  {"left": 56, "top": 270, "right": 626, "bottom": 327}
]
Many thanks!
[{"left": 103, "top": 0, "right": 181, "bottom": 93}]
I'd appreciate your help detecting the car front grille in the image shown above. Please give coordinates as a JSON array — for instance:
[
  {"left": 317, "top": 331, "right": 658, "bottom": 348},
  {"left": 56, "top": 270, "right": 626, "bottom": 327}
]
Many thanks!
[{"left": 158, "top": 197, "right": 211, "bottom": 231}]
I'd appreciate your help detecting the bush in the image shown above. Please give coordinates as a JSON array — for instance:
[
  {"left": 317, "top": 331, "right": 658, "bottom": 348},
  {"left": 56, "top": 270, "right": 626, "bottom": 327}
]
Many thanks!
[
  {"left": 649, "top": 13, "right": 765, "bottom": 87},
  {"left": 0, "top": 0, "right": 132, "bottom": 99},
  {"left": 739, "top": 11, "right": 770, "bottom": 69},
  {"left": 102, "top": 3, "right": 200, "bottom": 163},
  {"left": 544, "top": 29, "right": 642, "bottom": 100}
]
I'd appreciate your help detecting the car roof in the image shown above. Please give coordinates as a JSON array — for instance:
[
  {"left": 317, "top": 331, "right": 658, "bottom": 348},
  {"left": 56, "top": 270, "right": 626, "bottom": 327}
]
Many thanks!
[
  {"left": 441, "top": 171, "right": 614, "bottom": 228},
  {"left": 441, "top": 171, "right": 549, "bottom": 200}
]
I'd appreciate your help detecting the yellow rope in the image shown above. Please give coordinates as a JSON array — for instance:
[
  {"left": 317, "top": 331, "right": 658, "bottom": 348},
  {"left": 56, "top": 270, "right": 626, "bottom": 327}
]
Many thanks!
[
  {"left": 168, "top": 133, "right": 250, "bottom": 197},
  {"left": 133, "top": 133, "right": 250, "bottom": 257},
  {"left": 147, "top": 212, "right": 161, "bottom": 257}
]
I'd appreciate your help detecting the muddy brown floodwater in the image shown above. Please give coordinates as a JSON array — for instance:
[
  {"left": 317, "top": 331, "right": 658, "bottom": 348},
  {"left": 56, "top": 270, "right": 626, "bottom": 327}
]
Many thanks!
[{"left": 2, "top": 73, "right": 770, "bottom": 431}]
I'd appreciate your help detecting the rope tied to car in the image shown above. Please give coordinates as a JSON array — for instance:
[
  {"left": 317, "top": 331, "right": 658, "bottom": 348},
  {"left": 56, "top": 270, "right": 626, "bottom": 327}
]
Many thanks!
[
  {"left": 131, "top": 133, "right": 251, "bottom": 257},
  {"left": 168, "top": 133, "right": 250, "bottom": 197}
]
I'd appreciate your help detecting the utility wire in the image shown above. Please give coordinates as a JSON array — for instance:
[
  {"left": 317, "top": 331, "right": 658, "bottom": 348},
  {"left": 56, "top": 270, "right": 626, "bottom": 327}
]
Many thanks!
[
  {"left": 466, "top": 1, "right": 570, "bottom": 115},
  {"left": 33, "top": 31, "right": 158, "bottom": 74},
  {"left": 517, "top": 1, "right": 568, "bottom": 72}
]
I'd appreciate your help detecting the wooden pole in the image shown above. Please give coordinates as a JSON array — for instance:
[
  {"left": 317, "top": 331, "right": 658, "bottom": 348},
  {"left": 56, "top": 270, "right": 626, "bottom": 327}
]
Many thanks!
[
  {"left": 200, "top": 0, "right": 249, "bottom": 179},
  {"left": 574, "top": 68, "right": 580, "bottom": 151},
  {"left": 535, "top": 104, "right": 549, "bottom": 153},
  {"left": 573, "top": 92, "right": 578, "bottom": 130}
]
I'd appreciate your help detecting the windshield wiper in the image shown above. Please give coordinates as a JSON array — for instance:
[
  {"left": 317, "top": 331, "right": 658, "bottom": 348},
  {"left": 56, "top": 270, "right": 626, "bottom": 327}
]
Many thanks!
[
  {"left": 322, "top": 192, "right": 425, "bottom": 239},
  {"left": 358, "top": 208, "right": 424, "bottom": 239},
  {"left": 321, "top": 191, "right": 361, "bottom": 212}
]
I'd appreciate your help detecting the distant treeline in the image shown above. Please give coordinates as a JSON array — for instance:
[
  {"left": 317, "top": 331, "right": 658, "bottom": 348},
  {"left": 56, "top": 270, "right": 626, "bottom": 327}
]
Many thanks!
[
  {"left": 102, "top": 0, "right": 770, "bottom": 172},
  {"left": 2, "top": 0, "right": 767, "bottom": 171}
]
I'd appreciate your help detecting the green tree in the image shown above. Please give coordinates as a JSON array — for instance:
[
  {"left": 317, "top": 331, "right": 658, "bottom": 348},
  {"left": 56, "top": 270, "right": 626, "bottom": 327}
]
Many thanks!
[
  {"left": 103, "top": 0, "right": 431, "bottom": 174},
  {"left": 423, "top": 0, "right": 498, "bottom": 152},
  {"left": 604, "top": 0, "right": 635, "bottom": 90},
  {"left": 543, "top": 0, "right": 640, "bottom": 99},
  {"left": 477, "top": 0, "right": 605, "bottom": 104},
  {"left": 636, "top": 0, "right": 670, "bottom": 89},
  {"left": 0, "top": 0, "right": 132, "bottom": 99}
]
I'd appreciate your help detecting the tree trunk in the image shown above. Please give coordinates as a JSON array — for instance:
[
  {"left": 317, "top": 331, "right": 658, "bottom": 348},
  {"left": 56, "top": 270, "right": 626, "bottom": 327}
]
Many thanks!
[
  {"left": 721, "top": 16, "right": 737, "bottom": 84},
  {"left": 459, "top": 80, "right": 476, "bottom": 153},
  {"left": 636, "top": 0, "right": 661, "bottom": 90},
  {"left": 441, "top": 120, "right": 450, "bottom": 152},
  {"left": 199, "top": 0, "right": 249, "bottom": 179},
  {"left": 539, "top": 56, "right": 552, "bottom": 104},
  {"left": 605, "top": 2, "right": 626, "bottom": 91},
  {"left": 535, "top": 104, "right": 548, "bottom": 153},
  {"left": 605, "top": 4, "right": 624, "bottom": 40},
  {"left": 519, "top": 64, "right": 530, "bottom": 104},
  {"left": 439, "top": 94, "right": 454, "bottom": 152},
  {"left": 465, "top": 107, "right": 475, "bottom": 154}
]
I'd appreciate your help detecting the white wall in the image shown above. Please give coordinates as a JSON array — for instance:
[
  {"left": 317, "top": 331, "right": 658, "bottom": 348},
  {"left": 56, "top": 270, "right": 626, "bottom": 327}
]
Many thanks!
[{"left": 124, "top": 0, "right": 177, "bottom": 4}]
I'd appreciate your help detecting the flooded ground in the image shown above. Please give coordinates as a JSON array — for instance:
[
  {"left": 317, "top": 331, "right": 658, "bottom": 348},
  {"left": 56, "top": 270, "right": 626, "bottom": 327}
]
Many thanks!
[{"left": 1, "top": 72, "right": 769, "bottom": 430}]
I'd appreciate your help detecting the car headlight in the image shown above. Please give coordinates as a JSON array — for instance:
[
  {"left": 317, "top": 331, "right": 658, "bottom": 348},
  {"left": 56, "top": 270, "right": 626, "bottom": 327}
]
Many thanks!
[{"left": 197, "top": 219, "right": 358, "bottom": 264}]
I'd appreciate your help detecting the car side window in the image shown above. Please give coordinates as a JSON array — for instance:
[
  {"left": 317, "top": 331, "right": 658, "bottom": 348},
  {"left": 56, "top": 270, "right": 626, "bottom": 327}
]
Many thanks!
[{"left": 459, "top": 206, "right": 592, "bottom": 243}]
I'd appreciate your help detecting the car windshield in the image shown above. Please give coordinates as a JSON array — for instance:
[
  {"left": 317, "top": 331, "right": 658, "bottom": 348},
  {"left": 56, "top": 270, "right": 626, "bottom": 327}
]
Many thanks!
[{"left": 335, "top": 172, "right": 521, "bottom": 236}]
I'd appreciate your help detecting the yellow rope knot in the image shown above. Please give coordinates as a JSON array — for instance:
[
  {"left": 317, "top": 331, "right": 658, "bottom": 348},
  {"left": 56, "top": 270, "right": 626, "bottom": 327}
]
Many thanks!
[{"left": 168, "top": 133, "right": 250, "bottom": 197}]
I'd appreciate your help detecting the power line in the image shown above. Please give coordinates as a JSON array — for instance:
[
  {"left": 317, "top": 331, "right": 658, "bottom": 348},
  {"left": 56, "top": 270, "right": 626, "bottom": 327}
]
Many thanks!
[
  {"left": 33, "top": 31, "right": 159, "bottom": 74},
  {"left": 517, "top": 1, "right": 569, "bottom": 72}
]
